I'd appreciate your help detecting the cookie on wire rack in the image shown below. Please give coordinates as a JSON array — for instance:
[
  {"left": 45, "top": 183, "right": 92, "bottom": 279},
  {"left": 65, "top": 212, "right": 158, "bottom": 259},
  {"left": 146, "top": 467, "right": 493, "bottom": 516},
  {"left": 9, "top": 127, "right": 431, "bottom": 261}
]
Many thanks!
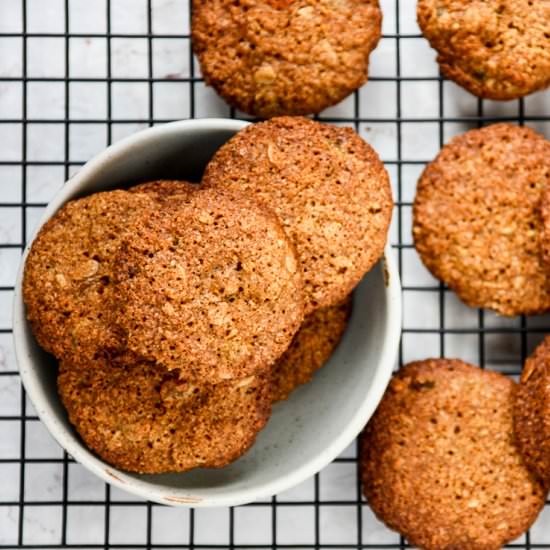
[
  {"left": 417, "top": 0, "right": 550, "bottom": 100},
  {"left": 413, "top": 123, "right": 550, "bottom": 316},
  {"left": 538, "top": 176, "right": 550, "bottom": 267},
  {"left": 360, "top": 359, "right": 546, "bottom": 550},
  {"left": 514, "top": 336, "right": 550, "bottom": 487},
  {"left": 192, "top": 0, "right": 382, "bottom": 118},
  {"left": 202, "top": 116, "right": 393, "bottom": 314}
]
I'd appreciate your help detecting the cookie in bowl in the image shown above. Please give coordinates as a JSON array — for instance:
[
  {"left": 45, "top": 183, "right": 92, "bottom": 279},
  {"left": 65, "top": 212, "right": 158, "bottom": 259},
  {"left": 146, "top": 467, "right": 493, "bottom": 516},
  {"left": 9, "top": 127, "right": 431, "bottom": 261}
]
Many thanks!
[
  {"left": 22, "top": 190, "right": 155, "bottom": 366},
  {"left": 202, "top": 116, "right": 393, "bottom": 314},
  {"left": 15, "top": 118, "right": 401, "bottom": 506},
  {"left": 115, "top": 184, "right": 304, "bottom": 383},
  {"left": 58, "top": 358, "right": 272, "bottom": 474},
  {"left": 272, "top": 296, "right": 352, "bottom": 402}
]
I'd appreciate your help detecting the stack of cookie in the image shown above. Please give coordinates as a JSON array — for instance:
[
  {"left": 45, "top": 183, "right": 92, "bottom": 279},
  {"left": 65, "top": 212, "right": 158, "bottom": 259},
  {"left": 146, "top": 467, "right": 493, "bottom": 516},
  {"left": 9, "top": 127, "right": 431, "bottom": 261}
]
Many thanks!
[{"left": 23, "top": 116, "right": 393, "bottom": 473}]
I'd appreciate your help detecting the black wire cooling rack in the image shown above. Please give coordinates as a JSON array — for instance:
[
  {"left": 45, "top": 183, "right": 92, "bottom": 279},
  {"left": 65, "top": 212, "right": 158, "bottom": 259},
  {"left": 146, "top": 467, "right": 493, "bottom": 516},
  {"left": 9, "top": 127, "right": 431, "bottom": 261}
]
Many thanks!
[{"left": 1, "top": 0, "right": 550, "bottom": 548}]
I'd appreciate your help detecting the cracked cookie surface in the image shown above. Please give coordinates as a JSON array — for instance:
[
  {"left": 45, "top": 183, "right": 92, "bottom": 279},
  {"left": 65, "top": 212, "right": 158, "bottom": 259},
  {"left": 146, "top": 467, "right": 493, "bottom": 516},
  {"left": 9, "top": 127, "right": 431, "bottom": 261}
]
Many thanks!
[{"left": 129, "top": 180, "right": 198, "bottom": 203}]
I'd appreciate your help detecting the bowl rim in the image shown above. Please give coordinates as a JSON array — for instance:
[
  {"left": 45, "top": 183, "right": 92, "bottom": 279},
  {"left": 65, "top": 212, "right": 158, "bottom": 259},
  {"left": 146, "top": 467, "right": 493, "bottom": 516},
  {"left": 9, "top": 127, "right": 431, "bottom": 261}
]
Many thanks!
[{"left": 13, "top": 118, "right": 402, "bottom": 507}]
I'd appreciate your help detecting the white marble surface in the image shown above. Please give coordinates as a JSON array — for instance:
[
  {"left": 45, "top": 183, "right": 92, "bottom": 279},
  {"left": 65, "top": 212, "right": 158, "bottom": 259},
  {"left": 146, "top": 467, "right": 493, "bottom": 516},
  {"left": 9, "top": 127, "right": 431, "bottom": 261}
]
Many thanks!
[{"left": 0, "top": 0, "right": 550, "bottom": 546}]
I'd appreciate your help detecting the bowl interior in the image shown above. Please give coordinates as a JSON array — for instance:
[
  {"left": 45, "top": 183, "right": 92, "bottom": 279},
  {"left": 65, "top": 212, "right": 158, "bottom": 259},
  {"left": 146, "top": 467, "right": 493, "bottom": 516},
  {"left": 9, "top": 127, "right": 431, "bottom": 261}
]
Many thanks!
[{"left": 14, "top": 119, "right": 401, "bottom": 507}]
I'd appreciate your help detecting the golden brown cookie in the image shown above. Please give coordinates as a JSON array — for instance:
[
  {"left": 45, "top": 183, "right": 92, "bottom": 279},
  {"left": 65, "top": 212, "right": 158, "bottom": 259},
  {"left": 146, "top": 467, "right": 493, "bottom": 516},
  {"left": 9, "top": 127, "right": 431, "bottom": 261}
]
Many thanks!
[
  {"left": 514, "top": 336, "right": 550, "bottom": 487},
  {"left": 360, "top": 359, "right": 546, "bottom": 550},
  {"left": 114, "top": 183, "right": 304, "bottom": 383},
  {"left": 413, "top": 123, "right": 550, "bottom": 316},
  {"left": 272, "top": 296, "right": 352, "bottom": 402},
  {"left": 192, "top": 0, "right": 381, "bottom": 117},
  {"left": 129, "top": 180, "right": 197, "bottom": 203},
  {"left": 58, "top": 359, "right": 271, "bottom": 473},
  {"left": 417, "top": 0, "right": 550, "bottom": 100},
  {"left": 202, "top": 117, "right": 393, "bottom": 313},
  {"left": 23, "top": 190, "right": 155, "bottom": 365},
  {"left": 539, "top": 181, "right": 550, "bottom": 267}
]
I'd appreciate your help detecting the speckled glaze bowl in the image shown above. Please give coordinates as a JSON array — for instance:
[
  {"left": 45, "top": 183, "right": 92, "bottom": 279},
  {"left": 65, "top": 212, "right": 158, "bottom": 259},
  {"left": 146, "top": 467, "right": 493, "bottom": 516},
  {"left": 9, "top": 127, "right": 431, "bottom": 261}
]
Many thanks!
[{"left": 13, "top": 118, "right": 402, "bottom": 507}]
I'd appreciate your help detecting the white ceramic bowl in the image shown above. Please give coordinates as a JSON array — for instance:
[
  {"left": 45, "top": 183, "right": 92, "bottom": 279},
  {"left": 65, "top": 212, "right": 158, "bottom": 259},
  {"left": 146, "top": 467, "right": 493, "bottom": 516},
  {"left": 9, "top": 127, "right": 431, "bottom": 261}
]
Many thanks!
[{"left": 13, "top": 118, "right": 402, "bottom": 507}]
